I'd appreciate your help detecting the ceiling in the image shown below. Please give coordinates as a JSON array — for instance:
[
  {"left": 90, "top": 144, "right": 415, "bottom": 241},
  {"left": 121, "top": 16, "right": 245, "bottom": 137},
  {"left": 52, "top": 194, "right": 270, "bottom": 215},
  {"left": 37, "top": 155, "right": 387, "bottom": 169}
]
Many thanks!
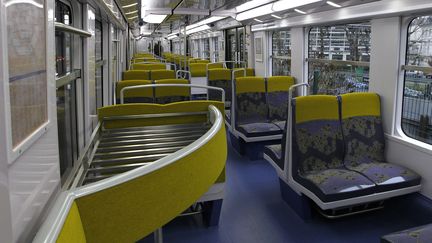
[{"left": 118, "top": 0, "right": 381, "bottom": 36}]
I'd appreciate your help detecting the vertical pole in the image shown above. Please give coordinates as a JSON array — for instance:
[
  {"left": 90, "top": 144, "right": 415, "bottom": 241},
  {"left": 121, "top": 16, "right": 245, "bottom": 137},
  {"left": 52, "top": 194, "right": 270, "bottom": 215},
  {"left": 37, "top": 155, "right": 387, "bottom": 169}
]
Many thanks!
[
  {"left": 154, "top": 228, "right": 163, "bottom": 243},
  {"left": 184, "top": 24, "right": 187, "bottom": 71}
]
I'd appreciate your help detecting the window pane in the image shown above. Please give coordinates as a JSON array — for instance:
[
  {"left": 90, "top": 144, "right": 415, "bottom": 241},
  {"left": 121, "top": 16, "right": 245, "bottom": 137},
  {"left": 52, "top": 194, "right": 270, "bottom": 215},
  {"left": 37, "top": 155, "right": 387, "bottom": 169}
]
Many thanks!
[
  {"left": 308, "top": 23, "right": 371, "bottom": 95},
  {"left": 95, "top": 20, "right": 102, "bottom": 61},
  {"left": 272, "top": 30, "right": 291, "bottom": 76},
  {"left": 402, "top": 16, "right": 432, "bottom": 144},
  {"left": 55, "top": 2, "right": 72, "bottom": 77}
]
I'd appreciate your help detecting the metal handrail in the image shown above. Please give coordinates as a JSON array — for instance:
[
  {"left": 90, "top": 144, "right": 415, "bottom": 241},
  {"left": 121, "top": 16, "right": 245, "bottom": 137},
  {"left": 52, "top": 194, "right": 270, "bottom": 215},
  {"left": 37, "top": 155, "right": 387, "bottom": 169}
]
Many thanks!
[
  {"left": 55, "top": 22, "right": 92, "bottom": 37},
  {"left": 284, "top": 83, "right": 310, "bottom": 179},
  {"left": 119, "top": 84, "right": 225, "bottom": 104}
]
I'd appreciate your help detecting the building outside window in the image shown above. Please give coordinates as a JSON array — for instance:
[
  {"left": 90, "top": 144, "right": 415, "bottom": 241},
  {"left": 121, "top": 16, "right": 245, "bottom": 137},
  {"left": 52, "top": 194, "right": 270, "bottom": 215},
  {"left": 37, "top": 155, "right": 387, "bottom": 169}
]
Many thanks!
[
  {"left": 271, "top": 30, "right": 291, "bottom": 76},
  {"left": 308, "top": 23, "right": 371, "bottom": 94}
]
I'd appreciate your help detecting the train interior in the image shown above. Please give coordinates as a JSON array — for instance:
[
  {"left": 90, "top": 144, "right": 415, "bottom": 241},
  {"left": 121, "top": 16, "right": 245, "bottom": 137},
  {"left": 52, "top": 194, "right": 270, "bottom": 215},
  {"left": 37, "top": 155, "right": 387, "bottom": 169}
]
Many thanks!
[{"left": 1, "top": 0, "right": 432, "bottom": 242}]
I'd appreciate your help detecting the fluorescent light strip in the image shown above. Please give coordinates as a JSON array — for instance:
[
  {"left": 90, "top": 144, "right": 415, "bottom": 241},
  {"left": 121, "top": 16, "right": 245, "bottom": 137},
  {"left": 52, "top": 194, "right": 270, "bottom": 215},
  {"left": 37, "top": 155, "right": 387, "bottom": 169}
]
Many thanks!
[
  {"left": 128, "top": 15, "right": 138, "bottom": 20},
  {"left": 125, "top": 10, "right": 138, "bottom": 15},
  {"left": 254, "top": 18, "right": 263, "bottom": 23},
  {"left": 236, "top": 0, "right": 273, "bottom": 12},
  {"left": 271, "top": 14, "right": 282, "bottom": 19},
  {"left": 186, "top": 24, "right": 210, "bottom": 35},
  {"left": 185, "top": 16, "right": 226, "bottom": 31},
  {"left": 122, "top": 2, "right": 137, "bottom": 8},
  {"left": 143, "top": 14, "right": 167, "bottom": 24},
  {"left": 236, "top": 0, "right": 322, "bottom": 21},
  {"left": 326, "top": 1, "right": 341, "bottom": 8},
  {"left": 294, "top": 8, "right": 306, "bottom": 14}
]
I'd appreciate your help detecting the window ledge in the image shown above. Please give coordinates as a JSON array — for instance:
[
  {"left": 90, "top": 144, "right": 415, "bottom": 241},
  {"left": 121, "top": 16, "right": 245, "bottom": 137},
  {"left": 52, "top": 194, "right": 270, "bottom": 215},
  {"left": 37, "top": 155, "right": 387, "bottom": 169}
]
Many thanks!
[{"left": 385, "top": 133, "right": 432, "bottom": 157}]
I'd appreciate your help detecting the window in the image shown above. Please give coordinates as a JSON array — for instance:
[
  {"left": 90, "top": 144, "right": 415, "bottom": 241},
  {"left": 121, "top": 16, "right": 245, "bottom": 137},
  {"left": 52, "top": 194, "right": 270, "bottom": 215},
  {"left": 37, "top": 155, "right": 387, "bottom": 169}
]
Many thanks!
[
  {"left": 212, "top": 37, "right": 219, "bottom": 62},
  {"left": 55, "top": 2, "right": 72, "bottom": 77},
  {"left": 402, "top": 16, "right": 432, "bottom": 145},
  {"left": 95, "top": 20, "right": 103, "bottom": 110},
  {"left": 203, "top": 38, "right": 210, "bottom": 59},
  {"left": 308, "top": 23, "right": 371, "bottom": 95},
  {"left": 55, "top": 0, "right": 79, "bottom": 178},
  {"left": 271, "top": 30, "right": 291, "bottom": 76}
]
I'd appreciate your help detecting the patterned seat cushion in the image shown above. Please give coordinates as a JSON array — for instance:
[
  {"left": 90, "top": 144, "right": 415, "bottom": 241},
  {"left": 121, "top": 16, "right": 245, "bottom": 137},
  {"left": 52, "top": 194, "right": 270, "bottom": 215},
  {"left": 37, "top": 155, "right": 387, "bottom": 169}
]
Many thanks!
[
  {"left": 268, "top": 92, "right": 289, "bottom": 121},
  {"left": 117, "top": 97, "right": 153, "bottom": 104},
  {"left": 346, "top": 162, "right": 421, "bottom": 192},
  {"left": 340, "top": 93, "right": 421, "bottom": 191},
  {"left": 208, "top": 80, "right": 232, "bottom": 102},
  {"left": 236, "top": 92, "right": 268, "bottom": 124},
  {"left": 299, "top": 169, "right": 376, "bottom": 202},
  {"left": 237, "top": 123, "right": 282, "bottom": 138},
  {"left": 381, "top": 223, "right": 432, "bottom": 243},
  {"left": 154, "top": 96, "right": 189, "bottom": 104},
  {"left": 264, "top": 144, "right": 284, "bottom": 170}
]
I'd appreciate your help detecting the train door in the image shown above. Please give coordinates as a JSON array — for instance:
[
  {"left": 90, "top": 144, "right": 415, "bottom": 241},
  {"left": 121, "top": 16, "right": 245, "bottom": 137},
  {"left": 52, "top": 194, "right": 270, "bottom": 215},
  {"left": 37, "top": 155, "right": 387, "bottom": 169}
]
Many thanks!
[{"left": 225, "top": 27, "right": 246, "bottom": 68}]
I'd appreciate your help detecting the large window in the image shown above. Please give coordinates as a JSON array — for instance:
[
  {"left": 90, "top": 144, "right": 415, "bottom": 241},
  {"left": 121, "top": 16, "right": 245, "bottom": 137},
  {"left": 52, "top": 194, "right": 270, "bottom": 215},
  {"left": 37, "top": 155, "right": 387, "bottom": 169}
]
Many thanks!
[
  {"left": 55, "top": 1, "right": 72, "bottom": 77},
  {"left": 272, "top": 30, "right": 291, "bottom": 76},
  {"left": 55, "top": 0, "right": 79, "bottom": 178},
  {"left": 308, "top": 23, "right": 371, "bottom": 94},
  {"left": 402, "top": 16, "right": 432, "bottom": 145},
  {"left": 202, "top": 38, "right": 210, "bottom": 59},
  {"left": 95, "top": 19, "right": 103, "bottom": 110}
]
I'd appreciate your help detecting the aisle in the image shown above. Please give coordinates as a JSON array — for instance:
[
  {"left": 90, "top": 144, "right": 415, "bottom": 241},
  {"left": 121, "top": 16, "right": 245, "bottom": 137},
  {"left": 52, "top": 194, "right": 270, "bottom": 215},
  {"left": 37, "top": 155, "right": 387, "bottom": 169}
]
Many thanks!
[{"left": 140, "top": 142, "right": 432, "bottom": 243}]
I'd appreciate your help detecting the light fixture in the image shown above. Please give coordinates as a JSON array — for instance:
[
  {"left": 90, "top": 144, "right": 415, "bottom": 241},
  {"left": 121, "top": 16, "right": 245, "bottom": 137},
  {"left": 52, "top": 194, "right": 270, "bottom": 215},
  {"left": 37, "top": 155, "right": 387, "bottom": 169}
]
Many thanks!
[
  {"left": 167, "top": 35, "right": 177, "bottom": 40},
  {"left": 125, "top": 10, "right": 138, "bottom": 15},
  {"left": 186, "top": 24, "right": 211, "bottom": 35},
  {"left": 294, "top": 8, "right": 306, "bottom": 14},
  {"left": 143, "top": 14, "right": 167, "bottom": 24},
  {"left": 254, "top": 18, "right": 263, "bottom": 23},
  {"left": 271, "top": 14, "right": 282, "bottom": 19},
  {"left": 272, "top": 0, "right": 322, "bottom": 12},
  {"left": 326, "top": 1, "right": 341, "bottom": 8},
  {"left": 128, "top": 15, "right": 138, "bottom": 20},
  {"left": 235, "top": 0, "right": 274, "bottom": 13},
  {"left": 236, "top": 4, "right": 274, "bottom": 21},
  {"left": 236, "top": 0, "right": 322, "bottom": 21},
  {"left": 122, "top": 2, "right": 137, "bottom": 8},
  {"left": 185, "top": 16, "right": 226, "bottom": 31}
]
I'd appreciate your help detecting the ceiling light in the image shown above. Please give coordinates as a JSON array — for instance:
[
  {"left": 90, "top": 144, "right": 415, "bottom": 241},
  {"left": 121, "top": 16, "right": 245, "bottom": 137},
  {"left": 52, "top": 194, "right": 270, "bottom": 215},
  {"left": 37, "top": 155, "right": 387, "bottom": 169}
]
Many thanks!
[
  {"left": 272, "top": 0, "right": 322, "bottom": 12},
  {"left": 235, "top": 0, "right": 274, "bottom": 13},
  {"left": 128, "top": 15, "right": 138, "bottom": 20},
  {"left": 236, "top": 4, "right": 273, "bottom": 21},
  {"left": 125, "top": 10, "right": 138, "bottom": 15},
  {"left": 254, "top": 18, "right": 263, "bottom": 23},
  {"left": 271, "top": 14, "right": 282, "bottom": 19},
  {"left": 186, "top": 25, "right": 211, "bottom": 35},
  {"left": 122, "top": 3, "right": 137, "bottom": 8},
  {"left": 143, "top": 14, "right": 167, "bottom": 24},
  {"left": 326, "top": 1, "right": 341, "bottom": 8},
  {"left": 167, "top": 35, "right": 177, "bottom": 40},
  {"left": 186, "top": 16, "right": 227, "bottom": 31},
  {"left": 294, "top": 8, "right": 306, "bottom": 14}
]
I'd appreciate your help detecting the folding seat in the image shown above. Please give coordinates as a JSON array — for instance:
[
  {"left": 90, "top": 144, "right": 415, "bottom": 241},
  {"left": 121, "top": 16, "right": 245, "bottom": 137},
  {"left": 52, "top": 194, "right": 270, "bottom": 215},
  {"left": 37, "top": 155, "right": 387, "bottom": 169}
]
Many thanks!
[
  {"left": 123, "top": 70, "right": 150, "bottom": 80},
  {"left": 291, "top": 95, "right": 375, "bottom": 202},
  {"left": 339, "top": 92, "right": 421, "bottom": 192},
  {"left": 154, "top": 79, "right": 190, "bottom": 104},
  {"left": 132, "top": 63, "right": 166, "bottom": 70},
  {"left": 116, "top": 80, "right": 153, "bottom": 104},
  {"left": 150, "top": 70, "right": 176, "bottom": 81},
  {"left": 189, "top": 63, "right": 208, "bottom": 96},
  {"left": 267, "top": 76, "right": 295, "bottom": 130},
  {"left": 234, "top": 77, "right": 281, "bottom": 138}
]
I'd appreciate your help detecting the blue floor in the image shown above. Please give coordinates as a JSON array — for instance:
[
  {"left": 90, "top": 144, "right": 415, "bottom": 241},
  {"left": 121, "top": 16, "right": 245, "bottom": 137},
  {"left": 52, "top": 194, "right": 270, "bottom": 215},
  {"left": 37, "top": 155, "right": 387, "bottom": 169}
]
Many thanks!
[{"left": 140, "top": 141, "right": 432, "bottom": 243}]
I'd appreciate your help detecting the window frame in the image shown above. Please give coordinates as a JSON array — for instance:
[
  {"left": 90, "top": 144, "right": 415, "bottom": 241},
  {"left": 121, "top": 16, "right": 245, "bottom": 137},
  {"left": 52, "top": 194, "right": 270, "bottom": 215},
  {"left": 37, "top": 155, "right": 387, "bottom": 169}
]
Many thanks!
[{"left": 394, "top": 16, "right": 432, "bottom": 151}]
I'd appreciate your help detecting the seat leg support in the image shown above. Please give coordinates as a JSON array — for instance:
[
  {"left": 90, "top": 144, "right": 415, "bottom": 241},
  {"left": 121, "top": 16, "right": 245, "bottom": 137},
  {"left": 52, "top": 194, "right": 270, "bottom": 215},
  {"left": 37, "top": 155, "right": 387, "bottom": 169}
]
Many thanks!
[
  {"left": 229, "top": 132, "right": 245, "bottom": 155},
  {"left": 153, "top": 228, "right": 163, "bottom": 243},
  {"left": 279, "top": 179, "right": 312, "bottom": 220},
  {"left": 202, "top": 199, "right": 223, "bottom": 227}
]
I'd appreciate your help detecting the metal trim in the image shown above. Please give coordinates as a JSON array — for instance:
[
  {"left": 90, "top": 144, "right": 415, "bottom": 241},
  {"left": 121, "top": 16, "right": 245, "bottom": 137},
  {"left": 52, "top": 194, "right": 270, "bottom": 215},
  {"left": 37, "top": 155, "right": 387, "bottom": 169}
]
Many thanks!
[
  {"left": 306, "top": 58, "right": 370, "bottom": 67},
  {"left": 55, "top": 22, "right": 92, "bottom": 37},
  {"left": 402, "top": 65, "right": 432, "bottom": 73},
  {"left": 56, "top": 69, "right": 81, "bottom": 88}
]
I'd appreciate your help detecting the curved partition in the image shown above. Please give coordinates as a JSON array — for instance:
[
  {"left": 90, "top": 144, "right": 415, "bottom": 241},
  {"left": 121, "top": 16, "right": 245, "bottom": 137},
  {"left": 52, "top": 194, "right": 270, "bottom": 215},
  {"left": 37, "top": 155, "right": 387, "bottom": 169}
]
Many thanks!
[{"left": 34, "top": 104, "right": 226, "bottom": 243}]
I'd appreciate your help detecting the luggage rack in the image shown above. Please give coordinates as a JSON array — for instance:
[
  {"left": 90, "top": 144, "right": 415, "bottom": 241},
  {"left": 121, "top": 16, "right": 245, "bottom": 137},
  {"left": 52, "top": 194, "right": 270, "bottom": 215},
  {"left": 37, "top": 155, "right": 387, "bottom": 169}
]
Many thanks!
[
  {"left": 73, "top": 112, "right": 211, "bottom": 187},
  {"left": 65, "top": 84, "right": 225, "bottom": 190}
]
